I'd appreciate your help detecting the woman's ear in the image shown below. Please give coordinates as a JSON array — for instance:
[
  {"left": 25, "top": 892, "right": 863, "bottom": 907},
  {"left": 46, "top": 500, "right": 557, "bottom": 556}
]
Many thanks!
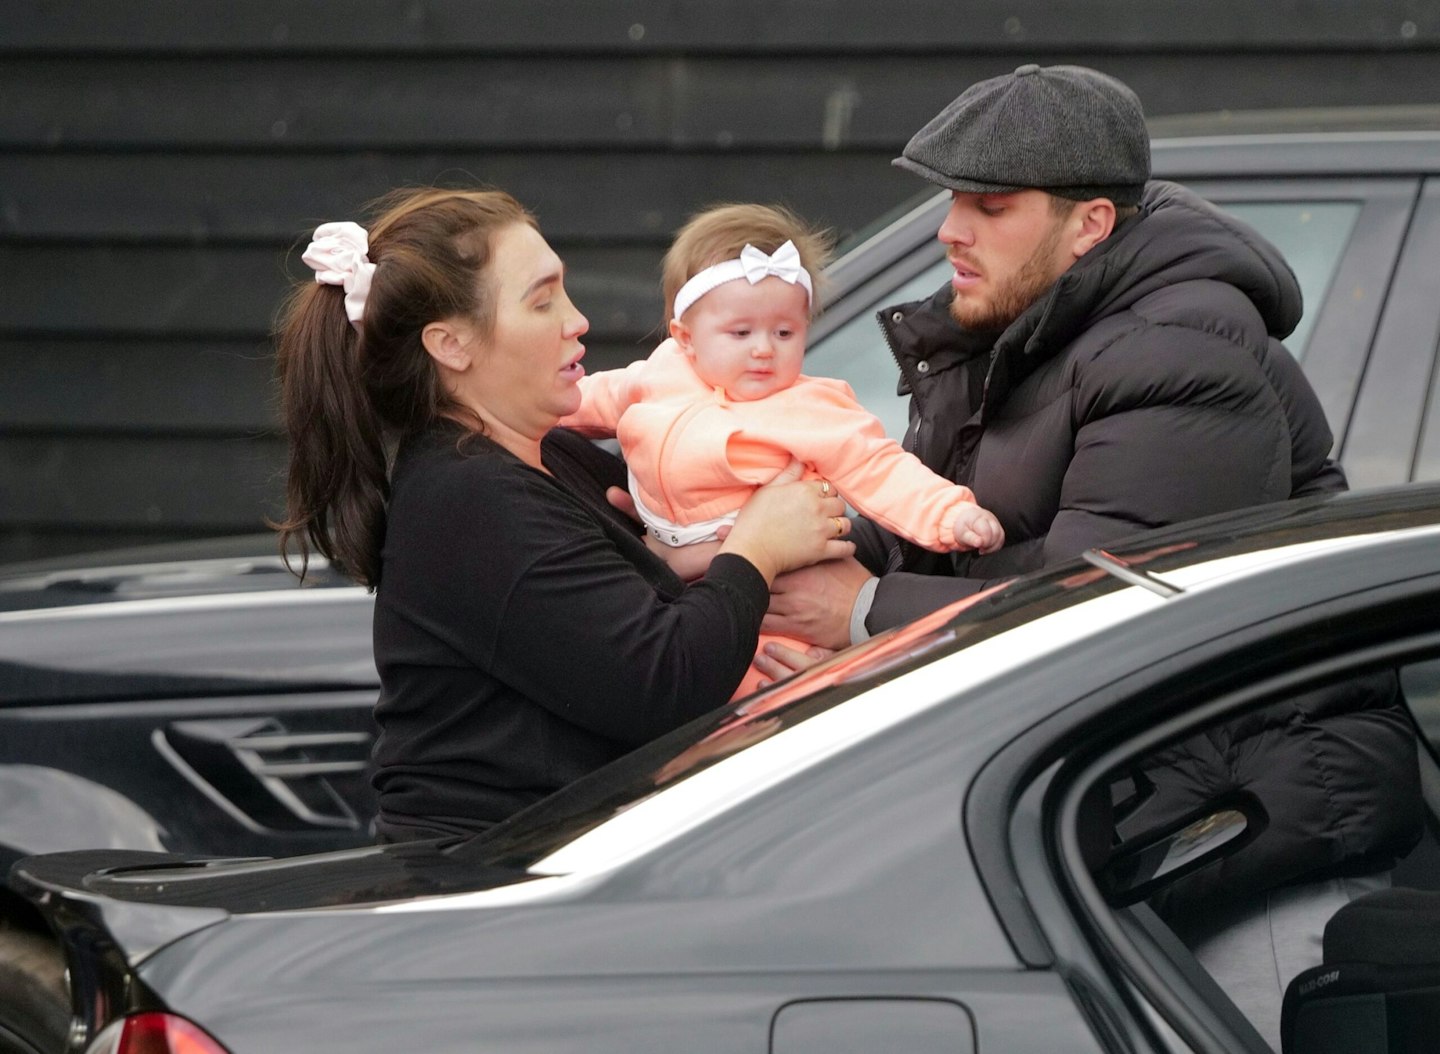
[{"left": 421, "top": 319, "right": 475, "bottom": 373}]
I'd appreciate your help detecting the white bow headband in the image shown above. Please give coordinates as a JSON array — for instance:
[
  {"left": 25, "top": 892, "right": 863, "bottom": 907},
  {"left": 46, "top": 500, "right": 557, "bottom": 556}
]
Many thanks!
[
  {"left": 671, "top": 240, "right": 814, "bottom": 321},
  {"left": 302, "top": 221, "right": 375, "bottom": 331}
]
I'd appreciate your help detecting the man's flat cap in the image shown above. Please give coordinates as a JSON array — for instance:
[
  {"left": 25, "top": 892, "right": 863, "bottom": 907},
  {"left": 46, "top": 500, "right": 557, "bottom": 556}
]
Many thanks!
[{"left": 894, "top": 64, "right": 1150, "bottom": 206}]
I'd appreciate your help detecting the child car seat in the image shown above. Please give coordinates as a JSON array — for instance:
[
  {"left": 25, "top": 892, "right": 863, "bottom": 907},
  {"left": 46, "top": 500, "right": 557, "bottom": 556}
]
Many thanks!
[{"left": 1280, "top": 887, "right": 1440, "bottom": 1053}]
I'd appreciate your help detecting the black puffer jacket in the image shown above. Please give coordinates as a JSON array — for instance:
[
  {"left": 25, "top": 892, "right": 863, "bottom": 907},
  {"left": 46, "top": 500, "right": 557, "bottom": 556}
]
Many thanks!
[
  {"left": 861, "top": 180, "right": 1420, "bottom": 911},
  {"left": 862, "top": 180, "right": 1344, "bottom": 622}
]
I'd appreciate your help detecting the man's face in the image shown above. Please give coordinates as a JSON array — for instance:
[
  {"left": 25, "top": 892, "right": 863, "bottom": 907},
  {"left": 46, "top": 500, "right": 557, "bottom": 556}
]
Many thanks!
[{"left": 939, "top": 190, "right": 1076, "bottom": 331}]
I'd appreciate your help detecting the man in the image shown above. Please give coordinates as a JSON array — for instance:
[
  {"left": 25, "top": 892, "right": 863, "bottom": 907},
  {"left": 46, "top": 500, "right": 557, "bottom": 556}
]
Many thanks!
[{"left": 758, "top": 64, "right": 1420, "bottom": 1048}]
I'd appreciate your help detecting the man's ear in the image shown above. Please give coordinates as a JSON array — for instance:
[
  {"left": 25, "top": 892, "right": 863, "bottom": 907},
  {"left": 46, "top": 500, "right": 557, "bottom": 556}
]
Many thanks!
[
  {"left": 421, "top": 319, "right": 475, "bottom": 373},
  {"left": 1068, "top": 198, "right": 1117, "bottom": 259},
  {"left": 669, "top": 317, "right": 695, "bottom": 356}
]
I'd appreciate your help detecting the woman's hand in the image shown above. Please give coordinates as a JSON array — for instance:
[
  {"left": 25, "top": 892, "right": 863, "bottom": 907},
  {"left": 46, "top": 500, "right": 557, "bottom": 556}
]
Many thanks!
[{"left": 720, "top": 462, "right": 854, "bottom": 583}]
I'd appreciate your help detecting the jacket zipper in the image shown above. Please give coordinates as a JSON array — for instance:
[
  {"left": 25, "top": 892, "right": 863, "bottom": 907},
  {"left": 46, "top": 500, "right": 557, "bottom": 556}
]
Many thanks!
[{"left": 877, "top": 307, "right": 929, "bottom": 453}]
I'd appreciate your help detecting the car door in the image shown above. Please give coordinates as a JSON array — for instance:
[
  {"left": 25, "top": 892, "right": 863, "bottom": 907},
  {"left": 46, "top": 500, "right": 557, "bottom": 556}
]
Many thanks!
[
  {"left": 1344, "top": 177, "right": 1440, "bottom": 488},
  {"left": 0, "top": 590, "right": 380, "bottom": 867}
]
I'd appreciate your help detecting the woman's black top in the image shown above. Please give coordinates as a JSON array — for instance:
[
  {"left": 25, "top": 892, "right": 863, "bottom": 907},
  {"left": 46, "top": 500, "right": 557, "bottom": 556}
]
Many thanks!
[{"left": 370, "top": 425, "right": 768, "bottom": 841}]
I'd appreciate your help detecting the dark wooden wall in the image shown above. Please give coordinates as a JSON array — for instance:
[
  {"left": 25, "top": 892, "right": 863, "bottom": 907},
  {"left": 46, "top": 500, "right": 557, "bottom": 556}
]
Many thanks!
[{"left": 4, "top": 0, "right": 1439, "bottom": 561}]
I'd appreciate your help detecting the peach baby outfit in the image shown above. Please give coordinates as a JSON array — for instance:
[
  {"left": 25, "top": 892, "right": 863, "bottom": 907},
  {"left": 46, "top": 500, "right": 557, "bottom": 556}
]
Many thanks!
[{"left": 562, "top": 338, "right": 982, "bottom": 698}]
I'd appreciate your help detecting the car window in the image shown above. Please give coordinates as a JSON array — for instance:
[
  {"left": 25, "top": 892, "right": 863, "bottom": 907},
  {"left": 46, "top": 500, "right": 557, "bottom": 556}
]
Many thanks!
[
  {"left": 805, "top": 259, "right": 951, "bottom": 439},
  {"left": 806, "top": 198, "right": 1362, "bottom": 439},
  {"left": 1221, "top": 201, "right": 1361, "bottom": 359}
]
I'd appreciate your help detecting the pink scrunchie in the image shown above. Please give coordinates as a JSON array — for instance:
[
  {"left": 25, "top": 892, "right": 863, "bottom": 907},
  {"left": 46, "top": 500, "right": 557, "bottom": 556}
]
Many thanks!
[{"left": 302, "top": 221, "right": 375, "bottom": 331}]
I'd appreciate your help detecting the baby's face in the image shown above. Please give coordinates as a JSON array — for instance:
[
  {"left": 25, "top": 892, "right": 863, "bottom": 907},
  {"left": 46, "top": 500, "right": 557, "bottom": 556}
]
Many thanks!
[{"left": 675, "top": 277, "right": 809, "bottom": 401}]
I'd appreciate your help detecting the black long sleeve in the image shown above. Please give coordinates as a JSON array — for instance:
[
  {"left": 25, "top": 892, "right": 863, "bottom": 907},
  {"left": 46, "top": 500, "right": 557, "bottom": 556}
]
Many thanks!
[{"left": 371, "top": 427, "right": 767, "bottom": 837}]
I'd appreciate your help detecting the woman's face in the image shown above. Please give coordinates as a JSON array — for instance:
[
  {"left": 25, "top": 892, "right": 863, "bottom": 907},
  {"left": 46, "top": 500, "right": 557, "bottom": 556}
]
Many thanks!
[{"left": 462, "top": 223, "right": 590, "bottom": 444}]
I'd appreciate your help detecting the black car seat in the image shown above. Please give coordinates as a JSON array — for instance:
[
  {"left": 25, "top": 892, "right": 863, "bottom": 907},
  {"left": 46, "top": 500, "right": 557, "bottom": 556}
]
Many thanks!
[
  {"left": 1279, "top": 887, "right": 1440, "bottom": 1054},
  {"left": 1279, "top": 726, "right": 1440, "bottom": 1054}
]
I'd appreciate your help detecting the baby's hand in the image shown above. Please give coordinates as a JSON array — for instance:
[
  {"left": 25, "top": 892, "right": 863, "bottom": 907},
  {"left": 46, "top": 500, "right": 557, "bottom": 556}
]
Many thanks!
[{"left": 952, "top": 504, "right": 1005, "bottom": 554}]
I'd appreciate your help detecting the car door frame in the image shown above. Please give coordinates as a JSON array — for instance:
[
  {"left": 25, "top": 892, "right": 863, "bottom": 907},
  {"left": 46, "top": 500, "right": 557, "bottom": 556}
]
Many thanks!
[{"left": 974, "top": 545, "right": 1440, "bottom": 1054}]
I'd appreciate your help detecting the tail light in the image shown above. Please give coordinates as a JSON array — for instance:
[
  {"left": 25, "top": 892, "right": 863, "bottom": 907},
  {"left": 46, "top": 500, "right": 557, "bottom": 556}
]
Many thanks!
[{"left": 85, "top": 1012, "right": 232, "bottom": 1054}]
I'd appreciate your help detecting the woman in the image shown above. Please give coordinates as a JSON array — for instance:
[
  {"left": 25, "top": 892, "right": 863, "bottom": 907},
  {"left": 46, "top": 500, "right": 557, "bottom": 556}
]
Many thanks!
[{"left": 274, "top": 188, "right": 853, "bottom": 842}]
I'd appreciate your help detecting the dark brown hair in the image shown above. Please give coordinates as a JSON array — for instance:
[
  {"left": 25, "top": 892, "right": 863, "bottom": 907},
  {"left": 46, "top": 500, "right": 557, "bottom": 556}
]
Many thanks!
[
  {"left": 273, "top": 187, "right": 536, "bottom": 587},
  {"left": 661, "top": 203, "right": 833, "bottom": 325}
]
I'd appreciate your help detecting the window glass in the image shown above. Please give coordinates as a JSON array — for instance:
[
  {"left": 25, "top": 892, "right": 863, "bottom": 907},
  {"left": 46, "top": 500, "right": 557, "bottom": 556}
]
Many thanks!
[
  {"left": 805, "top": 259, "right": 951, "bottom": 440},
  {"left": 1219, "top": 201, "right": 1360, "bottom": 360},
  {"left": 805, "top": 200, "right": 1361, "bottom": 439}
]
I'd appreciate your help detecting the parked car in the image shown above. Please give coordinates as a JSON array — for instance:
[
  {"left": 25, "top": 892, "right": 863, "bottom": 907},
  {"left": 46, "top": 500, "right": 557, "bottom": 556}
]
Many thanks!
[
  {"left": 14, "top": 483, "right": 1440, "bottom": 1054},
  {"left": 0, "top": 539, "right": 380, "bottom": 1054},
  {"left": 5, "top": 108, "right": 1440, "bottom": 1052},
  {"left": 806, "top": 107, "right": 1440, "bottom": 493}
]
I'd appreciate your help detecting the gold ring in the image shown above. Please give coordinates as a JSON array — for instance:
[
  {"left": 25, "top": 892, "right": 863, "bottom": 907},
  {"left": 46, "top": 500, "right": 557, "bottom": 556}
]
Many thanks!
[
  {"left": 819, "top": 479, "right": 832, "bottom": 497},
  {"left": 832, "top": 516, "right": 846, "bottom": 538}
]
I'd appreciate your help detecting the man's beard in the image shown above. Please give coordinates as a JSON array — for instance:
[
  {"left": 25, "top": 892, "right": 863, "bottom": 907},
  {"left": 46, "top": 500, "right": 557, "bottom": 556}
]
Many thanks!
[{"left": 949, "top": 218, "right": 1067, "bottom": 332}]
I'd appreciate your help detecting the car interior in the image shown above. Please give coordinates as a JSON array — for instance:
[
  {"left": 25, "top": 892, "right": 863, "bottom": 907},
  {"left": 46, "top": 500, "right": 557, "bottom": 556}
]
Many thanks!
[{"left": 1065, "top": 643, "right": 1440, "bottom": 1054}]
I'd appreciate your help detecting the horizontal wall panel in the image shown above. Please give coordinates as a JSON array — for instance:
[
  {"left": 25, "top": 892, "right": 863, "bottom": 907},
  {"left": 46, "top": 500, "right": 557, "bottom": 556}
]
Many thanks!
[
  {"left": 0, "top": 336, "right": 651, "bottom": 435},
  {"left": 3, "top": 245, "right": 669, "bottom": 343},
  {"left": 0, "top": 57, "right": 675, "bottom": 150},
  {"left": 5, "top": 0, "right": 1437, "bottom": 53},
  {"left": 0, "top": 151, "right": 912, "bottom": 243},
  {"left": 0, "top": 338, "right": 277, "bottom": 433},
  {"left": 0, "top": 435, "right": 286, "bottom": 529},
  {"left": 7, "top": 53, "right": 1440, "bottom": 150}
]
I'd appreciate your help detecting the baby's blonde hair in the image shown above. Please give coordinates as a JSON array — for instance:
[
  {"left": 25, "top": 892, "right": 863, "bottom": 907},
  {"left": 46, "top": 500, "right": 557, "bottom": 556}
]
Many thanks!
[{"left": 662, "top": 203, "right": 834, "bottom": 323}]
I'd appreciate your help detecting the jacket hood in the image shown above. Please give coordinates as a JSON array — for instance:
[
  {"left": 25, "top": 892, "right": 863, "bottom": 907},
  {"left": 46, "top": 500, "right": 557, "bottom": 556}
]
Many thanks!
[
  {"left": 1094, "top": 180, "right": 1302, "bottom": 335},
  {"left": 1010, "top": 180, "right": 1304, "bottom": 361}
]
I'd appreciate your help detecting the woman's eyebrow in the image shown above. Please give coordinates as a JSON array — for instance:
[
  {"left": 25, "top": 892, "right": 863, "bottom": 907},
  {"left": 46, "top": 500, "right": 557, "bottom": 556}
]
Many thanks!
[{"left": 520, "top": 268, "right": 563, "bottom": 300}]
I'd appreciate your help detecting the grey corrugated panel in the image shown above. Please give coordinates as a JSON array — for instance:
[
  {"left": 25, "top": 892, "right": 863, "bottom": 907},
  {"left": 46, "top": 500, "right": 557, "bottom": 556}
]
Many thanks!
[
  {"left": 0, "top": 338, "right": 278, "bottom": 433},
  {"left": 0, "top": 151, "right": 908, "bottom": 242},
  {"left": 0, "top": 435, "right": 286, "bottom": 529},
  {"left": 3, "top": 0, "right": 1437, "bottom": 53},
  {"left": 0, "top": 336, "right": 650, "bottom": 435},
  {"left": 8, "top": 53, "right": 1440, "bottom": 151},
  {"left": 1, "top": 244, "right": 667, "bottom": 343}
]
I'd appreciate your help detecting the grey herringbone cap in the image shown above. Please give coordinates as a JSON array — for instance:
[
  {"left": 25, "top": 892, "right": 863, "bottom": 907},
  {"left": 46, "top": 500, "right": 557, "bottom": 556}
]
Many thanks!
[{"left": 894, "top": 64, "right": 1150, "bottom": 206}]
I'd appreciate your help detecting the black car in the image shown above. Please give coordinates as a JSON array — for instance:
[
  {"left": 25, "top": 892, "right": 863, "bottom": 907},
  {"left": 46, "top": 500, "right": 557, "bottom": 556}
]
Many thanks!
[
  {"left": 0, "top": 540, "right": 380, "bottom": 1054},
  {"left": 14, "top": 484, "right": 1440, "bottom": 1054}
]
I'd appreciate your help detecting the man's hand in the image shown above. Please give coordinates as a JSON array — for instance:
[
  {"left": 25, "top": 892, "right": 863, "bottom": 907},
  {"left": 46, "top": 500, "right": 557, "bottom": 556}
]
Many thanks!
[{"left": 761, "top": 557, "right": 874, "bottom": 651}]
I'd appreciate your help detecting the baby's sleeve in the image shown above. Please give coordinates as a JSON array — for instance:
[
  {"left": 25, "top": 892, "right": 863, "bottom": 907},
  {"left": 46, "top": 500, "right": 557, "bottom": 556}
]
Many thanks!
[
  {"left": 794, "top": 382, "right": 979, "bottom": 552},
  {"left": 560, "top": 359, "right": 649, "bottom": 436}
]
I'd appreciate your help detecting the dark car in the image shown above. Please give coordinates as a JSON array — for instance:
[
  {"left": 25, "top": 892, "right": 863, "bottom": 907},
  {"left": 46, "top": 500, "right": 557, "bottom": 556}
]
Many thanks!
[
  {"left": 806, "top": 107, "right": 1440, "bottom": 493},
  {"left": 14, "top": 484, "right": 1440, "bottom": 1054},
  {"left": 6, "top": 109, "right": 1440, "bottom": 1052},
  {"left": 0, "top": 540, "right": 381, "bottom": 1054}
]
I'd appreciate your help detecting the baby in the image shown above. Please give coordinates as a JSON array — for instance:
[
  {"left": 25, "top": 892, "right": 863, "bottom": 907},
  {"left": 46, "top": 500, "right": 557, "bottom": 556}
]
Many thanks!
[{"left": 563, "top": 203, "right": 1002, "bottom": 697}]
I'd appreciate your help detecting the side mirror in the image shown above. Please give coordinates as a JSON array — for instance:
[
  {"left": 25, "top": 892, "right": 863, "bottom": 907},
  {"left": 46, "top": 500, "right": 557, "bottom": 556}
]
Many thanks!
[{"left": 1096, "top": 791, "right": 1268, "bottom": 907}]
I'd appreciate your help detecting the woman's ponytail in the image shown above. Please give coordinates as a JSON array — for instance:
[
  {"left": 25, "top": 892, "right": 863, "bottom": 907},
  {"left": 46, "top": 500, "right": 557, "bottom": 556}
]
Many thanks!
[{"left": 273, "top": 281, "right": 388, "bottom": 586}]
